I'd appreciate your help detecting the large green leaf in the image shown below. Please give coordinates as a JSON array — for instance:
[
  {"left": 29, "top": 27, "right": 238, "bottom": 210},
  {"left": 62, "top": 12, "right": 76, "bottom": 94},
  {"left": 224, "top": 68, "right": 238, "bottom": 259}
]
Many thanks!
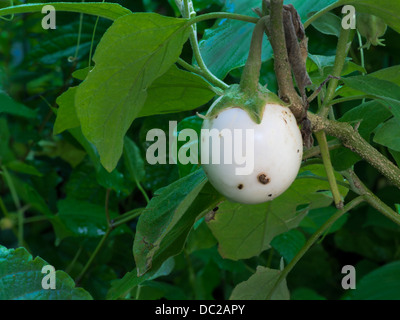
[
  {"left": 0, "top": 245, "right": 92, "bottom": 300},
  {"left": 199, "top": 0, "right": 337, "bottom": 79},
  {"left": 54, "top": 65, "right": 215, "bottom": 135},
  {"left": 133, "top": 170, "right": 222, "bottom": 276},
  {"left": 207, "top": 164, "right": 348, "bottom": 260},
  {"left": 75, "top": 13, "right": 191, "bottom": 172},
  {"left": 340, "top": 75, "right": 400, "bottom": 119},
  {"left": 230, "top": 266, "right": 290, "bottom": 300},
  {"left": 348, "top": 261, "right": 400, "bottom": 300},
  {"left": 140, "top": 65, "right": 216, "bottom": 117},
  {"left": 0, "top": 2, "right": 131, "bottom": 21}
]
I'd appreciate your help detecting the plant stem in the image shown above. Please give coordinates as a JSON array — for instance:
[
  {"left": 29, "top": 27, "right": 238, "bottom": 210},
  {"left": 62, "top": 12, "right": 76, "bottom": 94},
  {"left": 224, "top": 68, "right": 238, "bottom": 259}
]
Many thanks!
[
  {"left": 303, "top": 2, "right": 341, "bottom": 29},
  {"left": 1, "top": 166, "right": 24, "bottom": 247},
  {"left": 343, "top": 170, "right": 400, "bottom": 226},
  {"left": 329, "top": 95, "right": 370, "bottom": 105},
  {"left": 105, "top": 188, "right": 111, "bottom": 225},
  {"left": 308, "top": 112, "right": 400, "bottom": 190},
  {"left": 267, "top": 0, "right": 304, "bottom": 120},
  {"left": 319, "top": 27, "right": 353, "bottom": 118},
  {"left": 188, "top": 12, "right": 259, "bottom": 26},
  {"left": 265, "top": 196, "right": 364, "bottom": 300},
  {"left": 296, "top": 175, "right": 350, "bottom": 189},
  {"left": 314, "top": 131, "right": 343, "bottom": 208},
  {"left": 75, "top": 228, "right": 111, "bottom": 284},
  {"left": 76, "top": 188, "right": 111, "bottom": 283},
  {"left": 183, "top": 2, "right": 229, "bottom": 91},
  {"left": 111, "top": 208, "right": 143, "bottom": 229},
  {"left": 240, "top": 16, "right": 269, "bottom": 95},
  {"left": 302, "top": 140, "right": 342, "bottom": 160},
  {"left": 65, "top": 245, "right": 83, "bottom": 274},
  {"left": 136, "top": 182, "right": 150, "bottom": 204},
  {"left": 23, "top": 215, "right": 49, "bottom": 224},
  {"left": 177, "top": 57, "right": 201, "bottom": 74}
]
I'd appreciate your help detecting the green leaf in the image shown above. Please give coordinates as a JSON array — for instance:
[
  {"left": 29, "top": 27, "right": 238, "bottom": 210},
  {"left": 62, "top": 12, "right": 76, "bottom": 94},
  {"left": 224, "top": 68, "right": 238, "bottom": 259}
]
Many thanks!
[
  {"left": 29, "top": 20, "right": 108, "bottom": 65},
  {"left": 330, "top": 100, "right": 392, "bottom": 171},
  {"left": 291, "top": 287, "right": 326, "bottom": 300},
  {"left": 0, "top": 118, "right": 14, "bottom": 164},
  {"left": 106, "top": 257, "right": 175, "bottom": 300},
  {"left": 311, "top": 11, "right": 341, "bottom": 37},
  {"left": 348, "top": 261, "right": 400, "bottom": 300},
  {"left": 63, "top": 160, "right": 108, "bottom": 206},
  {"left": 123, "top": 137, "right": 145, "bottom": 185},
  {"left": 68, "top": 127, "right": 131, "bottom": 196},
  {"left": 207, "top": 164, "right": 348, "bottom": 260},
  {"left": 334, "top": 226, "right": 397, "bottom": 262},
  {"left": 0, "top": 2, "right": 131, "bottom": 21},
  {"left": 199, "top": 0, "right": 337, "bottom": 79},
  {"left": 364, "top": 65, "right": 400, "bottom": 86},
  {"left": 0, "top": 245, "right": 92, "bottom": 300},
  {"left": 9, "top": 175, "right": 53, "bottom": 218},
  {"left": 186, "top": 218, "right": 217, "bottom": 254},
  {"left": 307, "top": 54, "right": 365, "bottom": 87},
  {"left": 55, "top": 65, "right": 215, "bottom": 134},
  {"left": 389, "top": 149, "right": 400, "bottom": 167},
  {"left": 300, "top": 206, "right": 348, "bottom": 235},
  {"left": 229, "top": 266, "right": 289, "bottom": 300},
  {"left": 373, "top": 118, "right": 400, "bottom": 152},
  {"left": 133, "top": 169, "right": 214, "bottom": 276},
  {"left": 139, "top": 65, "right": 216, "bottom": 117},
  {"left": 0, "top": 91, "right": 36, "bottom": 118},
  {"left": 177, "top": 114, "right": 204, "bottom": 178},
  {"left": 339, "top": 100, "right": 392, "bottom": 140},
  {"left": 340, "top": 75, "right": 400, "bottom": 119},
  {"left": 5, "top": 160, "right": 43, "bottom": 177},
  {"left": 56, "top": 198, "right": 128, "bottom": 240},
  {"left": 75, "top": 13, "right": 191, "bottom": 172},
  {"left": 270, "top": 229, "right": 306, "bottom": 264},
  {"left": 54, "top": 87, "right": 80, "bottom": 135}
]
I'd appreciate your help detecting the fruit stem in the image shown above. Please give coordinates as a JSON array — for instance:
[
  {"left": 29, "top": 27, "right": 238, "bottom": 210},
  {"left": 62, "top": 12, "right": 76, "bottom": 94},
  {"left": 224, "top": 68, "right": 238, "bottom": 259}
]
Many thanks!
[
  {"left": 342, "top": 169, "right": 400, "bottom": 227},
  {"left": 318, "top": 26, "right": 353, "bottom": 118},
  {"left": 240, "top": 16, "right": 269, "bottom": 95},
  {"left": 314, "top": 130, "right": 344, "bottom": 209}
]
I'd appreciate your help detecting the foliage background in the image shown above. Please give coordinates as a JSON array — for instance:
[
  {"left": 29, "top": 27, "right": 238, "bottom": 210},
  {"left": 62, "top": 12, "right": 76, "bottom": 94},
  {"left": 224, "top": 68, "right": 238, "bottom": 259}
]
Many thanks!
[{"left": 0, "top": 0, "right": 400, "bottom": 300}]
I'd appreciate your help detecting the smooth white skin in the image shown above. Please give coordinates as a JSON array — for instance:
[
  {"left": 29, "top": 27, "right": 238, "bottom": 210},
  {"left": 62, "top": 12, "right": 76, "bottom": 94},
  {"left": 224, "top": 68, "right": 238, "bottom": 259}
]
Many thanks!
[{"left": 201, "top": 101, "right": 303, "bottom": 204}]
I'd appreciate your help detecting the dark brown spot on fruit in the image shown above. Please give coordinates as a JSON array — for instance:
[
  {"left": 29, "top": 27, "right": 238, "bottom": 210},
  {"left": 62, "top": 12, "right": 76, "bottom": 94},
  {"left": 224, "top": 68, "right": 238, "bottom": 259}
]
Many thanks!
[
  {"left": 238, "top": 184, "right": 244, "bottom": 190},
  {"left": 283, "top": 118, "right": 287, "bottom": 124},
  {"left": 258, "top": 174, "right": 270, "bottom": 184},
  {"left": 268, "top": 194, "right": 272, "bottom": 197},
  {"left": 297, "top": 149, "right": 300, "bottom": 153}
]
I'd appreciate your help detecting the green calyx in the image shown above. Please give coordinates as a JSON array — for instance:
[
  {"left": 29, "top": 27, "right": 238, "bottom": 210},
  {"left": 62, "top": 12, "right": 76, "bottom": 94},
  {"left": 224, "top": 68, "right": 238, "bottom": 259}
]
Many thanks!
[
  {"left": 205, "top": 12, "right": 288, "bottom": 124},
  {"left": 205, "top": 84, "right": 286, "bottom": 124}
]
